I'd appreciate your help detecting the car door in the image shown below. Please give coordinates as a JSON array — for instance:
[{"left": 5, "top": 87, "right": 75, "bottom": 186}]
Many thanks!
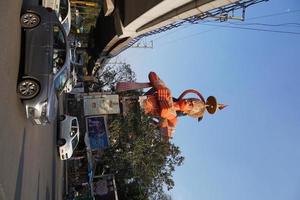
[
  {"left": 70, "top": 118, "right": 79, "bottom": 150},
  {"left": 25, "top": 15, "right": 52, "bottom": 76},
  {"left": 52, "top": 24, "right": 67, "bottom": 73}
]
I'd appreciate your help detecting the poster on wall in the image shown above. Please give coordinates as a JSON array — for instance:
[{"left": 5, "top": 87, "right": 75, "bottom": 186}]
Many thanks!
[{"left": 86, "top": 116, "right": 110, "bottom": 150}]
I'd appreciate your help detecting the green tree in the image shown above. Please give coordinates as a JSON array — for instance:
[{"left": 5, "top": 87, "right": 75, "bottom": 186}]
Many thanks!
[
  {"left": 91, "top": 63, "right": 136, "bottom": 92},
  {"left": 102, "top": 107, "right": 184, "bottom": 200},
  {"left": 91, "top": 61, "right": 183, "bottom": 199}
]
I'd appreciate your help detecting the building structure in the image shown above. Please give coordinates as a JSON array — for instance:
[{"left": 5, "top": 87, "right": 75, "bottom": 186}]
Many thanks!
[{"left": 89, "top": 0, "right": 267, "bottom": 74}]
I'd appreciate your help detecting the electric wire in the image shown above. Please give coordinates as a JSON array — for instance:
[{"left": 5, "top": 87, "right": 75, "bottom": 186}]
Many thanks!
[
  {"left": 200, "top": 23, "right": 300, "bottom": 35},
  {"left": 152, "top": 24, "right": 191, "bottom": 41},
  {"left": 246, "top": 9, "right": 300, "bottom": 20},
  {"left": 158, "top": 22, "right": 300, "bottom": 47},
  {"left": 153, "top": 8, "right": 300, "bottom": 47},
  {"left": 226, "top": 22, "right": 300, "bottom": 27}
]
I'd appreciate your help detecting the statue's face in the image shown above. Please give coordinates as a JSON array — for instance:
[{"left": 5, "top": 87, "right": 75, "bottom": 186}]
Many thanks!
[
  {"left": 179, "top": 99, "right": 206, "bottom": 117},
  {"left": 179, "top": 99, "right": 197, "bottom": 113}
]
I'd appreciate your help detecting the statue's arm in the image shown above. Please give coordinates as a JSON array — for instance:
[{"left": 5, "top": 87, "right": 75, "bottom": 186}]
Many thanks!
[
  {"left": 148, "top": 71, "right": 173, "bottom": 109},
  {"left": 148, "top": 71, "right": 167, "bottom": 90}
]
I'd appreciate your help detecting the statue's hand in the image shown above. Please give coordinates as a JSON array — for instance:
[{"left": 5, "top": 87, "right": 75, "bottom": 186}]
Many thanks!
[{"left": 157, "top": 88, "right": 173, "bottom": 109}]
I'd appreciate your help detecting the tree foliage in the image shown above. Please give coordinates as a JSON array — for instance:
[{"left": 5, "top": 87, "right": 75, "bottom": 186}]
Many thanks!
[
  {"left": 102, "top": 107, "right": 184, "bottom": 200},
  {"left": 92, "top": 63, "right": 136, "bottom": 92},
  {"left": 93, "top": 62, "right": 183, "bottom": 199}
]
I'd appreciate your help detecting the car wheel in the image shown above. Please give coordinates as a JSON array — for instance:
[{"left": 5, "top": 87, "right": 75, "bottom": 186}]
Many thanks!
[
  {"left": 17, "top": 78, "right": 40, "bottom": 100},
  {"left": 57, "top": 139, "right": 66, "bottom": 147},
  {"left": 59, "top": 115, "right": 66, "bottom": 121},
  {"left": 20, "top": 12, "right": 40, "bottom": 28}
]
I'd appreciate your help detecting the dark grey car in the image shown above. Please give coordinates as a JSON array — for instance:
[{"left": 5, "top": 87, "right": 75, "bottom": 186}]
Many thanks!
[{"left": 17, "top": 6, "right": 70, "bottom": 125}]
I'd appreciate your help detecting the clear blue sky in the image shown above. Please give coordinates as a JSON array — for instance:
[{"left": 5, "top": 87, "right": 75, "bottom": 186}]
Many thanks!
[{"left": 117, "top": 0, "right": 300, "bottom": 199}]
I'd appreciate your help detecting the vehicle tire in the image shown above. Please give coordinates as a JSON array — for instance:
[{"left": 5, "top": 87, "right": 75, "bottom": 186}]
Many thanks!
[
  {"left": 17, "top": 78, "right": 40, "bottom": 100},
  {"left": 59, "top": 115, "right": 66, "bottom": 121},
  {"left": 20, "top": 12, "right": 40, "bottom": 28},
  {"left": 57, "top": 138, "right": 66, "bottom": 147}
]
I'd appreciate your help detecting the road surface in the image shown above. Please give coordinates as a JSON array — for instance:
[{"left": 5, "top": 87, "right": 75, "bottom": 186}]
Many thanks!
[{"left": 0, "top": 0, "right": 64, "bottom": 199}]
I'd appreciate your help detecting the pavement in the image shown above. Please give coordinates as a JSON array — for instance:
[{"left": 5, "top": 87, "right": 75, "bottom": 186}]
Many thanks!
[
  {"left": 0, "top": 0, "right": 66, "bottom": 198},
  {"left": 59, "top": 94, "right": 69, "bottom": 199}
]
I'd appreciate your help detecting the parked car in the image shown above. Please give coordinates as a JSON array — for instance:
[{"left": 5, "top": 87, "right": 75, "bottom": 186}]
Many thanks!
[
  {"left": 17, "top": 6, "right": 70, "bottom": 125},
  {"left": 42, "top": 0, "right": 71, "bottom": 34},
  {"left": 63, "top": 63, "right": 78, "bottom": 93},
  {"left": 59, "top": 0, "right": 71, "bottom": 35},
  {"left": 57, "top": 115, "right": 80, "bottom": 160}
]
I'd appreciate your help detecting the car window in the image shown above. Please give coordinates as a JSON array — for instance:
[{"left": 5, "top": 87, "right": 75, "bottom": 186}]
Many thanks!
[
  {"left": 54, "top": 66, "right": 68, "bottom": 93},
  {"left": 71, "top": 135, "right": 79, "bottom": 150},
  {"left": 71, "top": 119, "right": 77, "bottom": 126},
  {"left": 59, "top": 0, "right": 69, "bottom": 22},
  {"left": 70, "top": 127, "right": 77, "bottom": 137},
  {"left": 53, "top": 25, "right": 66, "bottom": 72},
  {"left": 53, "top": 25, "right": 65, "bottom": 47}
]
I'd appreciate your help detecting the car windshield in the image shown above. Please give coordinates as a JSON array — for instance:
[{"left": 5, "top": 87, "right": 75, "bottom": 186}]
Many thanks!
[
  {"left": 59, "top": 0, "right": 69, "bottom": 22},
  {"left": 54, "top": 67, "right": 68, "bottom": 93},
  {"left": 71, "top": 135, "right": 79, "bottom": 150},
  {"left": 70, "top": 127, "right": 77, "bottom": 137}
]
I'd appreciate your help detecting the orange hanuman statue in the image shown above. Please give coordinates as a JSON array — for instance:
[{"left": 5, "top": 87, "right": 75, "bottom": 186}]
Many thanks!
[{"left": 116, "top": 72, "right": 226, "bottom": 140}]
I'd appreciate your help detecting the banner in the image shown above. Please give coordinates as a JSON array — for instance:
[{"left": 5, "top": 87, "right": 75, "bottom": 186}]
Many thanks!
[{"left": 85, "top": 116, "right": 109, "bottom": 150}]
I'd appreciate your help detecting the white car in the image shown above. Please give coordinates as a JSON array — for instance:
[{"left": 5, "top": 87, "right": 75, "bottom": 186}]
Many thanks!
[
  {"left": 42, "top": 0, "right": 71, "bottom": 35},
  {"left": 59, "top": 0, "right": 71, "bottom": 35},
  {"left": 57, "top": 115, "right": 80, "bottom": 160}
]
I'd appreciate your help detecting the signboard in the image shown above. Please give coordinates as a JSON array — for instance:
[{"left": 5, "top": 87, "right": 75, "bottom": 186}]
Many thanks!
[
  {"left": 84, "top": 93, "right": 120, "bottom": 116},
  {"left": 85, "top": 116, "right": 109, "bottom": 150}
]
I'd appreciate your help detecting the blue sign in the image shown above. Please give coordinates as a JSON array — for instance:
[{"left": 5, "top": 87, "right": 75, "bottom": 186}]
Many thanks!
[{"left": 86, "top": 116, "right": 109, "bottom": 150}]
